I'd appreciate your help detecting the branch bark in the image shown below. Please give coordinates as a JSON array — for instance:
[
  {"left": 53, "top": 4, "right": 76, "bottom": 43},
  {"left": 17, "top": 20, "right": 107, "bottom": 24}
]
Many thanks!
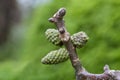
[{"left": 48, "top": 8, "right": 120, "bottom": 80}]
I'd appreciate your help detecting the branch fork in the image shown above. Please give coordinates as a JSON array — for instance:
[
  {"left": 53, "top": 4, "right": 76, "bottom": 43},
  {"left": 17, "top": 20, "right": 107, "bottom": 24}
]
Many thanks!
[{"left": 48, "top": 8, "right": 120, "bottom": 80}]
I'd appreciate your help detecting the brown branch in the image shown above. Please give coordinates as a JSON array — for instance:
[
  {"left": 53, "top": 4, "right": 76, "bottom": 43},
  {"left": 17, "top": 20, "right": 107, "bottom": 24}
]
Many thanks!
[
  {"left": 49, "top": 8, "right": 84, "bottom": 72},
  {"left": 48, "top": 8, "right": 120, "bottom": 80}
]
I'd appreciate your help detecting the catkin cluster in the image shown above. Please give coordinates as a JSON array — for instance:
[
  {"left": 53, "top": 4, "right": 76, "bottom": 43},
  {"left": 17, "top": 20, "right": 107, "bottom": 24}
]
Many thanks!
[{"left": 41, "top": 29, "right": 89, "bottom": 65}]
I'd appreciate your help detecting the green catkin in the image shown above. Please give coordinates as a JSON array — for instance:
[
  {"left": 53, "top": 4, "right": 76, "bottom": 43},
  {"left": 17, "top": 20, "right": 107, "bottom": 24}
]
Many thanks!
[
  {"left": 71, "top": 31, "right": 89, "bottom": 48},
  {"left": 41, "top": 48, "right": 69, "bottom": 64},
  {"left": 45, "top": 29, "right": 63, "bottom": 46}
]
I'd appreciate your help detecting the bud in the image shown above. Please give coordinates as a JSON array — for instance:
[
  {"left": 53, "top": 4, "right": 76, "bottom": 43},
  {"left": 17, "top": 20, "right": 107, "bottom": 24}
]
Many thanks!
[
  {"left": 45, "top": 29, "right": 63, "bottom": 46},
  {"left": 71, "top": 31, "right": 89, "bottom": 48},
  {"left": 41, "top": 48, "right": 69, "bottom": 64}
]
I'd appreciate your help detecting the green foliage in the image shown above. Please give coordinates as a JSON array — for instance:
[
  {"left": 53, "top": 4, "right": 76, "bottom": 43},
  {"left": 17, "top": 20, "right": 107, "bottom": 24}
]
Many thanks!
[{"left": 0, "top": 0, "right": 120, "bottom": 80}]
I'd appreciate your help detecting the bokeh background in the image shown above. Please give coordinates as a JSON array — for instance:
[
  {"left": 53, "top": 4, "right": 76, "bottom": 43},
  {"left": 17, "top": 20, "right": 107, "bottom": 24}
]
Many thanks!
[{"left": 0, "top": 0, "right": 120, "bottom": 80}]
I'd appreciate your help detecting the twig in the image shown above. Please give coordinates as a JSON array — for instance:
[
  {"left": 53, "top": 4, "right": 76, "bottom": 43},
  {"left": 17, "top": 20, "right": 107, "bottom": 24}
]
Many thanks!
[
  {"left": 49, "top": 8, "right": 83, "bottom": 72},
  {"left": 48, "top": 8, "right": 120, "bottom": 80}
]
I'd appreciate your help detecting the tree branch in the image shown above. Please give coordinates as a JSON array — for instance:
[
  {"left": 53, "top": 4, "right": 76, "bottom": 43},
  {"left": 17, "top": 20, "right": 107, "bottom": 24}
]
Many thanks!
[
  {"left": 49, "top": 8, "right": 83, "bottom": 72},
  {"left": 48, "top": 8, "right": 120, "bottom": 80}
]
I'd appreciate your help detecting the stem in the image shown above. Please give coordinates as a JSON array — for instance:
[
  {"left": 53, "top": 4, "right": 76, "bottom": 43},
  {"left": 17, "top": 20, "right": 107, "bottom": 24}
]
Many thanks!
[{"left": 49, "top": 8, "right": 83, "bottom": 72}]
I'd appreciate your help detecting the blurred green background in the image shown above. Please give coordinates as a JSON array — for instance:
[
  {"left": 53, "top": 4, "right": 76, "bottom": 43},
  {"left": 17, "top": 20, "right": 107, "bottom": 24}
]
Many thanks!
[{"left": 0, "top": 0, "right": 120, "bottom": 80}]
